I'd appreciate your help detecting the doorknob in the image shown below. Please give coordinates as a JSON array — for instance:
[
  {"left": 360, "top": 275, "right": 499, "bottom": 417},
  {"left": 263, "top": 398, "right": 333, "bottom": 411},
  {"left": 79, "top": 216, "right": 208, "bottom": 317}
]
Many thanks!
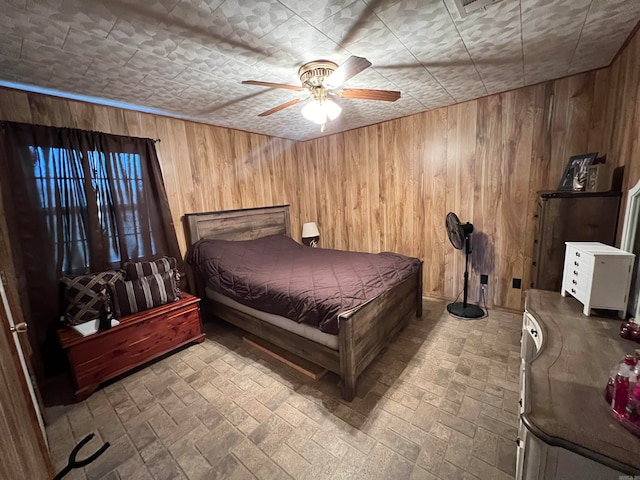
[{"left": 10, "top": 322, "right": 28, "bottom": 333}]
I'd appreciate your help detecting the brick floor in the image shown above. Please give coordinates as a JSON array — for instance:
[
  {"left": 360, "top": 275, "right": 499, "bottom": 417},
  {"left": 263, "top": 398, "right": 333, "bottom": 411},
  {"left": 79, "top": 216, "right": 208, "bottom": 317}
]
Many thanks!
[{"left": 46, "top": 298, "right": 521, "bottom": 480}]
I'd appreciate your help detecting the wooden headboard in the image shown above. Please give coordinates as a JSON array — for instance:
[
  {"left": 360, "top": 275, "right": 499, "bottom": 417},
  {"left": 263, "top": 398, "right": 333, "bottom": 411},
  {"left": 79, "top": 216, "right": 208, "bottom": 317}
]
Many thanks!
[{"left": 184, "top": 205, "right": 291, "bottom": 245}]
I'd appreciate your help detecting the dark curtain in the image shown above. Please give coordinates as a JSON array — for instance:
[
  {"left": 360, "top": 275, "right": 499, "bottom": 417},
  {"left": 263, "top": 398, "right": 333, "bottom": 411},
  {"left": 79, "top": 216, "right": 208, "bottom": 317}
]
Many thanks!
[{"left": 0, "top": 121, "right": 181, "bottom": 376}]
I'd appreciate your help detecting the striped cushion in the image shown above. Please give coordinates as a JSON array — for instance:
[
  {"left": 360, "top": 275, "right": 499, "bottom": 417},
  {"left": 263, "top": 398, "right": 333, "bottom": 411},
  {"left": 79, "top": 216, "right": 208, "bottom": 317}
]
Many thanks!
[
  {"left": 61, "top": 271, "right": 123, "bottom": 325},
  {"left": 124, "top": 257, "right": 177, "bottom": 280},
  {"left": 111, "top": 269, "right": 180, "bottom": 317}
]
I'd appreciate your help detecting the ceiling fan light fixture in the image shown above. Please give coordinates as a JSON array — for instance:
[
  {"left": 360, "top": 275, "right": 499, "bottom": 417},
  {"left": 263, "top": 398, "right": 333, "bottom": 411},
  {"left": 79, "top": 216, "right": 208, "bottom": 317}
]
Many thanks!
[
  {"left": 301, "top": 98, "right": 341, "bottom": 125},
  {"left": 301, "top": 100, "right": 327, "bottom": 124}
]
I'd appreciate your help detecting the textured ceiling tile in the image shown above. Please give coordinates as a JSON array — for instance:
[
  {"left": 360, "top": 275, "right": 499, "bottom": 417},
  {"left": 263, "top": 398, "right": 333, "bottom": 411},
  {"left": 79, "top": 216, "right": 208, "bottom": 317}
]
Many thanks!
[
  {"left": 0, "top": 4, "right": 69, "bottom": 47},
  {"left": 0, "top": 55, "right": 53, "bottom": 84},
  {"left": 64, "top": 28, "right": 137, "bottom": 66},
  {"left": 0, "top": 33, "right": 22, "bottom": 59},
  {"left": 167, "top": 39, "right": 234, "bottom": 74},
  {"left": 172, "top": 68, "right": 228, "bottom": 90},
  {"left": 376, "top": 0, "right": 486, "bottom": 103},
  {"left": 84, "top": 61, "right": 147, "bottom": 87},
  {"left": 26, "top": 0, "right": 117, "bottom": 38},
  {"left": 125, "top": 51, "right": 188, "bottom": 80},
  {"left": 49, "top": 74, "right": 111, "bottom": 95},
  {"left": 521, "top": 0, "right": 590, "bottom": 84},
  {"left": 443, "top": 0, "right": 523, "bottom": 94},
  {"left": 167, "top": 0, "right": 233, "bottom": 41},
  {"left": 5, "top": 0, "right": 640, "bottom": 141},
  {"left": 106, "top": 0, "right": 182, "bottom": 27},
  {"left": 21, "top": 40, "right": 93, "bottom": 75},
  {"left": 213, "top": 30, "right": 281, "bottom": 67},
  {"left": 317, "top": 0, "right": 374, "bottom": 47},
  {"left": 296, "top": 41, "right": 353, "bottom": 69},
  {"left": 569, "top": 0, "right": 640, "bottom": 74},
  {"left": 375, "top": 66, "right": 455, "bottom": 109},
  {"left": 102, "top": 80, "right": 155, "bottom": 102},
  {"left": 276, "top": 0, "right": 352, "bottom": 26},
  {"left": 139, "top": 76, "right": 189, "bottom": 97},
  {"left": 216, "top": 0, "right": 294, "bottom": 38},
  {"left": 108, "top": 19, "right": 183, "bottom": 57},
  {"left": 259, "top": 16, "right": 332, "bottom": 62}
]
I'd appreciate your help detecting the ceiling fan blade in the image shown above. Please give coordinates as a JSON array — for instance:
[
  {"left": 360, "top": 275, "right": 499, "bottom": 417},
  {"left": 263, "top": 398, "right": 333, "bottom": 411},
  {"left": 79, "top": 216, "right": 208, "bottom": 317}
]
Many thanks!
[
  {"left": 242, "top": 80, "right": 303, "bottom": 92},
  {"left": 340, "top": 88, "right": 401, "bottom": 102},
  {"left": 325, "top": 56, "right": 372, "bottom": 87},
  {"left": 258, "top": 98, "right": 302, "bottom": 117}
]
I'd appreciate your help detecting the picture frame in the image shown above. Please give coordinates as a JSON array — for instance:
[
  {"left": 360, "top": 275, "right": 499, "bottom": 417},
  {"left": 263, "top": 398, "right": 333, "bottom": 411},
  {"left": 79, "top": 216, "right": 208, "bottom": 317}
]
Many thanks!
[
  {"left": 558, "top": 152, "right": 598, "bottom": 191},
  {"left": 585, "top": 163, "right": 611, "bottom": 192}
]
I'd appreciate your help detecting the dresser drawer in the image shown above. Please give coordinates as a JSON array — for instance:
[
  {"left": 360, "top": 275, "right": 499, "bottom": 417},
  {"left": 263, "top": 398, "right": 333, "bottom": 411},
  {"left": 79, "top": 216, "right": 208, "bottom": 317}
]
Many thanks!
[
  {"left": 565, "top": 247, "right": 593, "bottom": 274},
  {"left": 564, "top": 283, "right": 588, "bottom": 303}
]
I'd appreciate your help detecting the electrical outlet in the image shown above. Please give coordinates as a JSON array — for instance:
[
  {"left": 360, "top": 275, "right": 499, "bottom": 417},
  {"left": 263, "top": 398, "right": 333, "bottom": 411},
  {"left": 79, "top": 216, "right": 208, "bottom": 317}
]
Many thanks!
[{"left": 478, "top": 283, "right": 487, "bottom": 303}]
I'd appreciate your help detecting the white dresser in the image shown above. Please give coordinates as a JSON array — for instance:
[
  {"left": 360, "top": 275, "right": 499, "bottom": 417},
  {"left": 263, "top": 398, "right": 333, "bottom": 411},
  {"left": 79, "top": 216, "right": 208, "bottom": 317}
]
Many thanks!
[{"left": 561, "top": 242, "right": 635, "bottom": 316}]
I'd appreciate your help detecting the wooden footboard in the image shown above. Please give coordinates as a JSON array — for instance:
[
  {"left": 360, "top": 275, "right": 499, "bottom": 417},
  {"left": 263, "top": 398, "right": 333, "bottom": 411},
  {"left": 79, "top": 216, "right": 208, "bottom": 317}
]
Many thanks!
[{"left": 338, "top": 262, "right": 423, "bottom": 400}]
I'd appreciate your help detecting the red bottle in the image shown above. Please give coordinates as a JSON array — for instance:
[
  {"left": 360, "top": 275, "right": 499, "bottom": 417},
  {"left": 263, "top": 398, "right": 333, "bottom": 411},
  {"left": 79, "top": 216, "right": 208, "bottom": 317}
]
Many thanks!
[
  {"left": 626, "top": 383, "right": 640, "bottom": 423},
  {"left": 612, "top": 355, "right": 637, "bottom": 418}
]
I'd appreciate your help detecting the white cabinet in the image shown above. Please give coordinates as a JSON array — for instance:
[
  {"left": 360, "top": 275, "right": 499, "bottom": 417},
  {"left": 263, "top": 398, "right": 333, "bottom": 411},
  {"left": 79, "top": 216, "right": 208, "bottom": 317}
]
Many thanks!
[{"left": 561, "top": 242, "right": 634, "bottom": 316}]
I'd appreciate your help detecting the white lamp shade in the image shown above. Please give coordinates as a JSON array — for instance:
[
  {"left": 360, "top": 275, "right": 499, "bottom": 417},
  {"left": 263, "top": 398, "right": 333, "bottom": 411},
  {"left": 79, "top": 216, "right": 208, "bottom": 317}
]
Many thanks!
[
  {"left": 301, "top": 101, "right": 326, "bottom": 124},
  {"left": 324, "top": 99, "right": 342, "bottom": 120},
  {"left": 302, "top": 222, "right": 320, "bottom": 238},
  {"left": 301, "top": 99, "right": 342, "bottom": 124}
]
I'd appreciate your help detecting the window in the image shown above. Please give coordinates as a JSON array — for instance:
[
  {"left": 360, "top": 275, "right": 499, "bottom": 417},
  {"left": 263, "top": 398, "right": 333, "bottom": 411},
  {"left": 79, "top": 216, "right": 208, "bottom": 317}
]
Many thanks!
[{"left": 31, "top": 145, "right": 157, "bottom": 272}]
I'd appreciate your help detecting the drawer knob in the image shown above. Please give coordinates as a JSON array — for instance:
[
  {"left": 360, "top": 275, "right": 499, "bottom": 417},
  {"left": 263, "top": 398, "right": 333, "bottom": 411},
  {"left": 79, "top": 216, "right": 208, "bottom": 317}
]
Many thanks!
[
  {"left": 575, "top": 252, "right": 581, "bottom": 257},
  {"left": 571, "top": 288, "right": 576, "bottom": 294},
  {"left": 574, "top": 261, "right": 579, "bottom": 267},
  {"left": 530, "top": 328, "right": 538, "bottom": 337},
  {"left": 573, "top": 270, "right": 578, "bottom": 275},
  {"left": 572, "top": 279, "right": 577, "bottom": 285}
]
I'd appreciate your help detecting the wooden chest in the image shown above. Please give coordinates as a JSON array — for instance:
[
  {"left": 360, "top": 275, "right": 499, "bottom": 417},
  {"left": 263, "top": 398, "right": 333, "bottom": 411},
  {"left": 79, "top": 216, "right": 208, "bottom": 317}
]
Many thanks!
[{"left": 58, "top": 293, "right": 205, "bottom": 400}]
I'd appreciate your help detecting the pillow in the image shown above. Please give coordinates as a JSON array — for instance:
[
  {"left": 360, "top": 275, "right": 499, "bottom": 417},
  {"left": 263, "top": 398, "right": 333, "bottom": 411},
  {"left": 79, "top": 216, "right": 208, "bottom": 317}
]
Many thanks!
[
  {"left": 111, "top": 269, "right": 180, "bottom": 317},
  {"left": 124, "top": 256, "right": 177, "bottom": 280},
  {"left": 61, "top": 271, "right": 124, "bottom": 325}
]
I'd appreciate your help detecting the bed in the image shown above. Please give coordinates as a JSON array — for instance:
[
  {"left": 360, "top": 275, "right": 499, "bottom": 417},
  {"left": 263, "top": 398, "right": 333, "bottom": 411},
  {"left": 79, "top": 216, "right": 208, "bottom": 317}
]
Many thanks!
[{"left": 185, "top": 205, "right": 423, "bottom": 401}]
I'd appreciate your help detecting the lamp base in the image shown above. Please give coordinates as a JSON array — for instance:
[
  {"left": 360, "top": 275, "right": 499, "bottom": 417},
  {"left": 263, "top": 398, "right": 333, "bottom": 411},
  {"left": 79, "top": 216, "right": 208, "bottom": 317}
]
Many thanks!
[
  {"left": 302, "top": 236, "right": 319, "bottom": 247},
  {"left": 446, "top": 302, "right": 485, "bottom": 319}
]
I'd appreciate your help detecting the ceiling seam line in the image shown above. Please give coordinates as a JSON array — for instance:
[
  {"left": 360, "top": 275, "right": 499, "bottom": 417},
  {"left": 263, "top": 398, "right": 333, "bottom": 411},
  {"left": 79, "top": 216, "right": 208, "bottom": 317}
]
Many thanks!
[
  {"left": 372, "top": 7, "right": 456, "bottom": 105},
  {"left": 567, "top": 0, "right": 595, "bottom": 75},
  {"left": 443, "top": 0, "right": 489, "bottom": 96}
]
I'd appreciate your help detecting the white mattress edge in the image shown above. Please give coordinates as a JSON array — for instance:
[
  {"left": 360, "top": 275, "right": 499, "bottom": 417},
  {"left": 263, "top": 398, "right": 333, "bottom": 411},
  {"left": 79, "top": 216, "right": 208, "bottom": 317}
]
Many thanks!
[{"left": 204, "top": 287, "right": 339, "bottom": 351}]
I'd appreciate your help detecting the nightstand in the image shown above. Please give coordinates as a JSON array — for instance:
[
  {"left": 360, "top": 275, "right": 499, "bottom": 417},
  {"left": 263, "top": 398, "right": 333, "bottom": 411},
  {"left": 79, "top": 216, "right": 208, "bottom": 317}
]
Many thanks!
[{"left": 561, "top": 242, "right": 635, "bottom": 316}]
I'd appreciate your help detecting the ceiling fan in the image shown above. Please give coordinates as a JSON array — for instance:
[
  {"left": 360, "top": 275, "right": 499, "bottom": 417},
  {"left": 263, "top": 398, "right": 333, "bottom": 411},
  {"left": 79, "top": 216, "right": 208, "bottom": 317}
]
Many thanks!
[{"left": 241, "top": 56, "right": 401, "bottom": 129}]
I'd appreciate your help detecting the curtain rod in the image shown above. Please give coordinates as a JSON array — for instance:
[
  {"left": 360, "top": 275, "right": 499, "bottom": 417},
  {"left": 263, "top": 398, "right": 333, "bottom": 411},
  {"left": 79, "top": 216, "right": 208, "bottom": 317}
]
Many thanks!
[{"left": 152, "top": 138, "right": 161, "bottom": 143}]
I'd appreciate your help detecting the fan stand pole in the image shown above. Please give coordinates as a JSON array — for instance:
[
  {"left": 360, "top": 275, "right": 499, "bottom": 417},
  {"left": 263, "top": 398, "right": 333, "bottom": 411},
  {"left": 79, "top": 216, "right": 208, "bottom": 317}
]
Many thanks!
[{"left": 447, "top": 234, "right": 485, "bottom": 319}]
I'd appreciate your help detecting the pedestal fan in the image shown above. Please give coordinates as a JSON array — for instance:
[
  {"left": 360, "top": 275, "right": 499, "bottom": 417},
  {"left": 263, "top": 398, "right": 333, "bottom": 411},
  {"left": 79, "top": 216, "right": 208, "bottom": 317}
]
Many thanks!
[{"left": 446, "top": 212, "right": 485, "bottom": 319}]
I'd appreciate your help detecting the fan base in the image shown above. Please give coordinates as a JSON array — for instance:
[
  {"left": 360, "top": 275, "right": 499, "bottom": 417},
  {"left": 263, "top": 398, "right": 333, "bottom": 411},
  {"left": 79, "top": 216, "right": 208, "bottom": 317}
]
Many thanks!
[{"left": 447, "top": 302, "right": 485, "bottom": 319}]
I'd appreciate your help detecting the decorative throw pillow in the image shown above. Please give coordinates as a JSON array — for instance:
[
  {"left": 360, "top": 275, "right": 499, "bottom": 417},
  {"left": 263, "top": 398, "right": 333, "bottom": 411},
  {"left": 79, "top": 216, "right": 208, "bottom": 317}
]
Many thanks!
[
  {"left": 111, "top": 269, "right": 180, "bottom": 317},
  {"left": 60, "top": 270, "right": 124, "bottom": 325},
  {"left": 124, "top": 256, "right": 177, "bottom": 280}
]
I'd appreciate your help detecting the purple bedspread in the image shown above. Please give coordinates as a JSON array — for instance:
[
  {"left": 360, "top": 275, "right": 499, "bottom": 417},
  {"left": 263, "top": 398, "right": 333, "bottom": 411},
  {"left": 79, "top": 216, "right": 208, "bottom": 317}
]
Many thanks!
[{"left": 187, "top": 235, "right": 421, "bottom": 335}]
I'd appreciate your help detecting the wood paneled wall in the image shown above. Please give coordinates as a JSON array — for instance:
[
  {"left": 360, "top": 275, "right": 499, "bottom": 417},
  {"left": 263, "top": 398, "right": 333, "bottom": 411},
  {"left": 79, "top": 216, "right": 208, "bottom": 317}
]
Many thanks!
[
  {"left": 0, "top": 66, "right": 612, "bottom": 312},
  {"left": 603, "top": 27, "right": 640, "bottom": 205},
  {"left": 297, "top": 71, "right": 610, "bottom": 309}
]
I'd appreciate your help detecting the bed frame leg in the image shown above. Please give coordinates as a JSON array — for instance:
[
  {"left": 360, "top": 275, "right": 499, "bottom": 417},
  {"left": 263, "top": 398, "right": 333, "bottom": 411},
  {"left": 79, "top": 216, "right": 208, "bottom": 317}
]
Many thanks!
[{"left": 342, "top": 374, "right": 356, "bottom": 401}]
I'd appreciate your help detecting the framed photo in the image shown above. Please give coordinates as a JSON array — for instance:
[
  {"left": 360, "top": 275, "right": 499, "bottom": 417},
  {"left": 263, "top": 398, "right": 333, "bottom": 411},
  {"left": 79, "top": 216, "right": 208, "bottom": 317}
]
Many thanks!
[
  {"left": 585, "top": 164, "right": 610, "bottom": 192},
  {"left": 558, "top": 152, "right": 598, "bottom": 191}
]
